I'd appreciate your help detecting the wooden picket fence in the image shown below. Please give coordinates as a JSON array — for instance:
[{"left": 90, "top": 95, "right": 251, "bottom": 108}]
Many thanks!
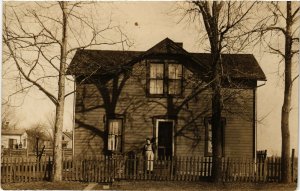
[
  {"left": 1, "top": 157, "right": 53, "bottom": 183},
  {"left": 1, "top": 156, "right": 297, "bottom": 183}
]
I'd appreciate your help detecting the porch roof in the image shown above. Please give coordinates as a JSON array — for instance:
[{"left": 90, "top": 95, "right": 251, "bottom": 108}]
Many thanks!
[{"left": 2, "top": 129, "right": 26, "bottom": 136}]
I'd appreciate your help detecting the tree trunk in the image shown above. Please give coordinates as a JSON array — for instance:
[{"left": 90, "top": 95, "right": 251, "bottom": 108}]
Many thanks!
[
  {"left": 281, "top": 1, "right": 292, "bottom": 184},
  {"left": 52, "top": 1, "right": 67, "bottom": 182},
  {"left": 211, "top": 54, "right": 223, "bottom": 183}
]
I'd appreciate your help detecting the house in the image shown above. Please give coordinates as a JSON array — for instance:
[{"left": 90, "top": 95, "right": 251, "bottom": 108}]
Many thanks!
[
  {"left": 26, "top": 128, "right": 52, "bottom": 152},
  {"left": 67, "top": 38, "right": 266, "bottom": 159},
  {"left": 2, "top": 128, "right": 28, "bottom": 149},
  {"left": 62, "top": 131, "right": 73, "bottom": 149}
]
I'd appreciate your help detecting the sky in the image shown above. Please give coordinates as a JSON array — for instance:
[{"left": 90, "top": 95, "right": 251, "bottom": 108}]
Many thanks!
[{"left": 2, "top": 2, "right": 299, "bottom": 156}]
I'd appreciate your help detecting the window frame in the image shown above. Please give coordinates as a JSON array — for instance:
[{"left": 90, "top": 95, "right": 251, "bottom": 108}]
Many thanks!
[
  {"left": 204, "top": 117, "right": 226, "bottom": 157},
  {"left": 149, "top": 63, "right": 165, "bottom": 95},
  {"left": 9, "top": 138, "right": 17, "bottom": 149},
  {"left": 167, "top": 63, "right": 183, "bottom": 95},
  {"left": 107, "top": 118, "right": 124, "bottom": 153},
  {"left": 146, "top": 60, "right": 184, "bottom": 97}
]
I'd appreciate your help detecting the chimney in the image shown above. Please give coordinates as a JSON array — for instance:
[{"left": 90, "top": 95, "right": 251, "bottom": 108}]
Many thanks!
[{"left": 175, "top": 42, "right": 183, "bottom": 48}]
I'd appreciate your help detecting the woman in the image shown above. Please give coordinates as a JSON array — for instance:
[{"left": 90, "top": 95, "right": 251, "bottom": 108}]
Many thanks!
[{"left": 144, "top": 138, "right": 154, "bottom": 173}]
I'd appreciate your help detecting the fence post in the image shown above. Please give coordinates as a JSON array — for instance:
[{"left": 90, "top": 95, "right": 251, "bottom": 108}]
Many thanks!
[{"left": 291, "top": 148, "right": 295, "bottom": 182}]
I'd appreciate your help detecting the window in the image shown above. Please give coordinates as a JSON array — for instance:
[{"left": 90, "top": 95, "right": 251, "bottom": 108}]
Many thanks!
[
  {"left": 168, "top": 64, "right": 182, "bottom": 95},
  {"left": 149, "top": 64, "right": 164, "bottom": 94},
  {"left": 204, "top": 118, "right": 226, "bottom": 157},
  {"left": 148, "top": 62, "right": 183, "bottom": 96},
  {"left": 107, "top": 119, "right": 123, "bottom": 152},
  {"left": 8, "top": 139, "right": 17, "bottom": 149}
]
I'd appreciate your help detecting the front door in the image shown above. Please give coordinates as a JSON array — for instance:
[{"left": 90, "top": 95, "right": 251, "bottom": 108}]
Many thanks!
[{"left": 157, "top": 121, "right": 173, "bottom": 159}]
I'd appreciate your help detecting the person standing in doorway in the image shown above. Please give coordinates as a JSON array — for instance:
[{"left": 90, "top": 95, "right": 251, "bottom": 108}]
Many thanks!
[{"left": 144, "top": 138, "right": 154, "bottom": 173}]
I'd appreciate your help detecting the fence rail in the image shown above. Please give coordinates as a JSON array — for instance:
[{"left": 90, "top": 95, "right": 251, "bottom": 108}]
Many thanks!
[{"left": 1, "top": 156, "right": 297, "bottom": 183}]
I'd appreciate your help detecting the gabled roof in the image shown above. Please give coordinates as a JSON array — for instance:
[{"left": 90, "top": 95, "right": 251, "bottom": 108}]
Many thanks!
[
  {"left": 67, "top": 50, "right": 142, "bottom": 76},
  {"left": 2, "top": 128, "right": 27, "bottom": 136},
  {"left": 67, "top": 38, "right": 266, "bottom": 81},
  {"left": 191, "top": 53, "right": 266, "bottom": 80},
  {"left": 142, "top": 38, "right": 189, "bottom": 56}
]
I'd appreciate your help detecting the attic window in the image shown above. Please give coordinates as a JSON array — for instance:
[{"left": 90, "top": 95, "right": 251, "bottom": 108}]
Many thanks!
[{"left": 148, "top": 62, "right": 183, "bottom": 96}]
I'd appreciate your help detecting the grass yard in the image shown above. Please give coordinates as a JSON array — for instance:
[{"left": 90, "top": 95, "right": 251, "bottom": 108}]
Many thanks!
[
  {"left": 1, "top": 180, "right": 297, "bottom": 190},
  {"left": 103, "top": 181, "right": 298, "bottom": 190},
  {"left": 1, "top": 181, "right": 89, "bottom": 190}
]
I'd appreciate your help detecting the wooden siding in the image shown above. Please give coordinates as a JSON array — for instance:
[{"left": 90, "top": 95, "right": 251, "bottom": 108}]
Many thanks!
[{"left": 74, "top": 59, "right": 255, "bottom": 159}]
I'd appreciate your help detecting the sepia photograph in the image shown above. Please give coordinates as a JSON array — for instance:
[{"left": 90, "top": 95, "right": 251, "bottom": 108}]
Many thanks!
[{"left": 1, "top": 1, "right": 299, "bottom": 190}]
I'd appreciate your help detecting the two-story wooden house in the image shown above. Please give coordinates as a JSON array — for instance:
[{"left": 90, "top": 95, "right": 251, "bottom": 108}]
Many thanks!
[{"left": 67, "top": 38, "right": 266, "bottom": 159}]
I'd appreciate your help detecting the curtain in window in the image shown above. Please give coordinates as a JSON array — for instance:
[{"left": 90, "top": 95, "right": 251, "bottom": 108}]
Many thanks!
[
  {"left": 168, "top": 64, "right": 182, "bottom": 95},
  {"left": 205, "top": 118, "right": 225, "bottom": 157},
  {"left": 150, "top": 64, "right": 164, "bottom": 94},
  {"left": 150, "top": 64, "right": 164, "bottom": 78},
  {"left": 168, "top": 64, "right": 182, "bottom": 79},
  {"left": 108, "top": 120, "right": 122, "bottom": 152},
  {"left": 207, "top": 123, "right": 213, "bottom": 154}
]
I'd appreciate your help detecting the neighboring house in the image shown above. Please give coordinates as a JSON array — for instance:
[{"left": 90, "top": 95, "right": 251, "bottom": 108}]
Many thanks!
[
  {"left": 67, "top": 38, "right": 266, "bottom": 159},
  {"left": 26, "top": 128, "right": 53, "bottom": 152},
  {"left": 62, "top": 131, "right": 73, "bottom": 149},
  {"left": 2, "top": 128, "right": 28, "bottom": 149}
]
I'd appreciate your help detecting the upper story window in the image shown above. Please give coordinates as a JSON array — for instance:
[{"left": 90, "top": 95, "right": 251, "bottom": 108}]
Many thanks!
[
  {"left": 148, "top": 61, "right": 183, "bottom": 96},
  {"left": 149, "top": 64, "right": 164, "bottom": 94},
  {"left": 168, "top": 64, "right": 182, "bottom": 95}
]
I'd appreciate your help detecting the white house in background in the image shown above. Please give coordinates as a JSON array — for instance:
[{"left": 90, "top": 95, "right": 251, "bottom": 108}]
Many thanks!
[
  {"left": 1, "top": 128, "right": 28, "bottom": 149},
  {"left": 62, "top": 131, "right": 73, "bottom": 149}
]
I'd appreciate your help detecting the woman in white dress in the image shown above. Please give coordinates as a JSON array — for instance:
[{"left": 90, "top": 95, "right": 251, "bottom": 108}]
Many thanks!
[{"left": 144, "top": 138, "right": 154, "bottom": 173}]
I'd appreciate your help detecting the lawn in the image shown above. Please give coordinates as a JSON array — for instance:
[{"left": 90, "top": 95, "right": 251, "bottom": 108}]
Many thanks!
[
  {"left": 1, "top": 181, "right": 89, "bottom": 190},
  {"left": 104, "top": 181, "right": 298, "bottom": 191},
  {"left": 1, "top": 180, "right": 297, "bottom": 190}
]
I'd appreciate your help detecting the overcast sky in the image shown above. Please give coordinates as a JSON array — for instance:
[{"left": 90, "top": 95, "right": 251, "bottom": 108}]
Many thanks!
[{"left": 2, "top": 2, "right": 299, "bottom": 156}]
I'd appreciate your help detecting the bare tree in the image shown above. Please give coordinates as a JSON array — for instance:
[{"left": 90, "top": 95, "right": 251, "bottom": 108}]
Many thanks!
[
  {"left": 44, "top": 111, "right": 56, "bottom": 141},
  {"left": 3, "top": 2, "right": 130, "bottom": 181},
  {"left": 1, "top": 103, "right": 19, "bottom": 128},
  {"left": 26, "top": 122, "right": 50, "bottom": 153},
  {"left": 256, "top": 2, "right": 299, "bottom": 183},
  {"left": 179, "top": 1, "right": 258, "bottom": 182}
]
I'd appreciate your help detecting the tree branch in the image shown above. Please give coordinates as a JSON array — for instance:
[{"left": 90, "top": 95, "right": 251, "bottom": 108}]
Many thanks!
[{"left": 3, "top": 35, "right": 58, "bottom": 105}]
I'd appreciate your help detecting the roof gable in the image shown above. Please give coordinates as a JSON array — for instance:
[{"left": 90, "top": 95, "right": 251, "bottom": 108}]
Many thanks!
[{"left": 144, "top": 38, "right": 189, "bottom": 55}]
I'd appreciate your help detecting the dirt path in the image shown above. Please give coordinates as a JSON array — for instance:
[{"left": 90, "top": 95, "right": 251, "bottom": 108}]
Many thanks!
[{"left": 83, "top": 183, "right": 98, "bottom": 190}]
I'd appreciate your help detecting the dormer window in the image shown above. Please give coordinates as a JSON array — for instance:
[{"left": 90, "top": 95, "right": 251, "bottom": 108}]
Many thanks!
[
  {"left": 147, "top": 61, "right": 183, "bottom": 96},
  {"left": 149, "top": 64, "right": 164, "bottom": 94},
  {"left": 168, "top": 64, "right": 182, "bottom": 95}
]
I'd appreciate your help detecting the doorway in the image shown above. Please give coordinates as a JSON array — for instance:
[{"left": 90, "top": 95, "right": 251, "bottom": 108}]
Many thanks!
[{"left": 157, "top": 121, "right": 173, "bottom": 159}]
